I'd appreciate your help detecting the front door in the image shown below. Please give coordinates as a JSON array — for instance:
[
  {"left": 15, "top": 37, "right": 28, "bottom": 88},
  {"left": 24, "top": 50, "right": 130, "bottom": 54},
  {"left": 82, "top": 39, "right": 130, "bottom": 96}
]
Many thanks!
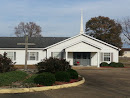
[{"left": 73, "top": 52, "right": 91, "bottom": 66}]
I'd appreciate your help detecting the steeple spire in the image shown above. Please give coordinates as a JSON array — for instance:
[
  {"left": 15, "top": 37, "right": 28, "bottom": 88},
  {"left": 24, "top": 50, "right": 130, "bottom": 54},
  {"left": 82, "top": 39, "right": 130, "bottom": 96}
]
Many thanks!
[{"left": 80, "top": 9, "right": 84, "bottom": 34}]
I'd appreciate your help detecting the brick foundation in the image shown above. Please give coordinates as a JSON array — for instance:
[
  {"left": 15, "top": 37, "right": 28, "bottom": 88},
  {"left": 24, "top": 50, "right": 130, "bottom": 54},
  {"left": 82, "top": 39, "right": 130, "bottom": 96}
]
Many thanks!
[{"left": 14, "top": 65, "right": 37, "bottom": 69}]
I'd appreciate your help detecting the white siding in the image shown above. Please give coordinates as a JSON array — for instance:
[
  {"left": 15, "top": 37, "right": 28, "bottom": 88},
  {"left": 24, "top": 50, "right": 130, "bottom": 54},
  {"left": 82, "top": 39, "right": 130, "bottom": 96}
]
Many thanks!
[
  {"left": 0, "top": 49, "right": 46, "bottom": 65},
  {"left": 68, "top": 52, "right": 73, "bottom": 65},
  {"left": 91, "top": 52, "right": 98, "bottom": 66}
]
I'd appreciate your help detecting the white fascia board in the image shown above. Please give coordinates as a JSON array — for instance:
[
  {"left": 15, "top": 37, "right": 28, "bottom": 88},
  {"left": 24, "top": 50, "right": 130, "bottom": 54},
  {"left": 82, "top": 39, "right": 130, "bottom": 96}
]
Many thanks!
[
  {"left": 82, "top": 34, "right": 121, "bottom": 50},
  {"left": 44, "top": 34, "right": 81, "bottom": 50}
]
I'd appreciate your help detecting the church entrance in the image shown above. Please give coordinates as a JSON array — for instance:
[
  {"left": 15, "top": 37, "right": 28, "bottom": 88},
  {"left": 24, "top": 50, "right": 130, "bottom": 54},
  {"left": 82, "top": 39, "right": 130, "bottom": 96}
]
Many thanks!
[{"left": 73, "top": 52, "right": 91, "bottom": 66}]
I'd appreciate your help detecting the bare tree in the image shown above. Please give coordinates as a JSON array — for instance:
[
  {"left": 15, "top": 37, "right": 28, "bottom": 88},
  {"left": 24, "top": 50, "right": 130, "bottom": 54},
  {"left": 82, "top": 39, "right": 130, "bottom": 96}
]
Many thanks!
[
  {"left": 15, "top": 22, "right": 42, "bottom": 37},
  {"left": 121, "top": 17, "right": 130, "bottom": 45}
]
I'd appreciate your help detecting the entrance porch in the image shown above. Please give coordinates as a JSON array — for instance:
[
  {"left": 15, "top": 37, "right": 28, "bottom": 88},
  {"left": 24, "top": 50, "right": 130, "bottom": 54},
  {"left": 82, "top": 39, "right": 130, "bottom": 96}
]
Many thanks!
[{"left": 65, "top": 52, "right": 100, "bottom": 67}]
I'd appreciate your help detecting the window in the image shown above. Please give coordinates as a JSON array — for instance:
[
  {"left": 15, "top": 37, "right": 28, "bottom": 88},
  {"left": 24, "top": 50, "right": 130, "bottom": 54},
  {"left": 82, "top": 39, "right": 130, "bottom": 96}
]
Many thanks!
[
  {"left": 28, "top": 52, "right": 38, "bottom": 60},
  {"left": 104, "top": 53, "right": 111, "bottom": 62},
  {"left": 7, "top": 52, "right": 16, "bottom": 61}
]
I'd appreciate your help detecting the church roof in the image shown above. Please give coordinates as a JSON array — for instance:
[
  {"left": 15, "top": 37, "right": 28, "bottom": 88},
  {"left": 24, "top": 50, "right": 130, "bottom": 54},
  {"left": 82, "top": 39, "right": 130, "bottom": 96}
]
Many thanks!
[{"left": 0, "top": 37, "right": 69, "bottom": 48}]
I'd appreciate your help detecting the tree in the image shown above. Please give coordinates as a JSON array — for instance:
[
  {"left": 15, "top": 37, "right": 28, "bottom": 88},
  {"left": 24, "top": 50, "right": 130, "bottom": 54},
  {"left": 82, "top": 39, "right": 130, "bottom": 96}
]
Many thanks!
[
  {"left": 85, "top": 16, "right": 123, "bottom": 49},
  {"left": 120, "top": 17, "right": 130, "bottom": 45},
  {"left": 15, "top": 22, "right": 42, "bottom": 37}
]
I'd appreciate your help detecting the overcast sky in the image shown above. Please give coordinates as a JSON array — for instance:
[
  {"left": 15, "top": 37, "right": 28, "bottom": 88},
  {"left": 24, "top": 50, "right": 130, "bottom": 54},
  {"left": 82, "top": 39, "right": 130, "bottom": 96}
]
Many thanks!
[{"left": 0, "top": 0, "right": 130, "bottom": 44}]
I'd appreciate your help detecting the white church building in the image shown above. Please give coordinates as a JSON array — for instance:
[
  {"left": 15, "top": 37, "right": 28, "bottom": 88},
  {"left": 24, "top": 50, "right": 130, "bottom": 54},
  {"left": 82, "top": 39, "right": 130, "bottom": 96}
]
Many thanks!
[{"left": 0, "top": 13, "right": 120, "bottom": 68}]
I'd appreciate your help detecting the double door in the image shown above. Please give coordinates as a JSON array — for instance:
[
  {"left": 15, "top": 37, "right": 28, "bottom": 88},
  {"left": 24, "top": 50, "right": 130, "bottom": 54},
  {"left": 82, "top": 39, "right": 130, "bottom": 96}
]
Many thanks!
[{"left": 73, "top": 52, "right": 91, "bottom": 66}]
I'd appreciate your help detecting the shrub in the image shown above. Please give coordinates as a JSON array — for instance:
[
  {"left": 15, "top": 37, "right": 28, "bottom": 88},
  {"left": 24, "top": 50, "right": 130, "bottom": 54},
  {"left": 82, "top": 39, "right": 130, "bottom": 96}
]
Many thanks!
[
  {"left": 36, "top": 57, "right": 71, "bottom": 73},
  {"left": 67, "top": 69, "right": 78, "bottom": 79},
  {"left": 34, "top": 72, "right": 56, "bottom": 86},
  {"left": 0, "top": 52, "right": 16, "bottom": 73},
  {"left": 0, "top": 71, "right": 28, "bottom": 86},
  {"left": 109, "top": 62, "right": 117, "bottom": 67},
  {"left": 100, "top": 62, "right": 109, "bottom": 67},
  {"left": 116, "top": 62, "right": 124, "bottom": 67},
  {"left": 109, "top": 62, "right": 124, "bottom": 67},
  {"left": 55, "top": 71, "right": 70, "bottom": 82}
]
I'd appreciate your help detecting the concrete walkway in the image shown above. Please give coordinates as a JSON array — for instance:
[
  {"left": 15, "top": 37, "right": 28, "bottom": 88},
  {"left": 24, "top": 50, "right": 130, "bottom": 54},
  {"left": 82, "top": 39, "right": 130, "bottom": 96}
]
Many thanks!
[{"left": 0, "top": 68, "right": 130, "bottom": 98}]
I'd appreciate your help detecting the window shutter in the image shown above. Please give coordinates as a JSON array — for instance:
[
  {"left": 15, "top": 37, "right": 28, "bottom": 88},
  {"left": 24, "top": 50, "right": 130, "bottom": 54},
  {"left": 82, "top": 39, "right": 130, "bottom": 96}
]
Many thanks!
[
  {"left": 36, "top": 52, "right": 39, "bottom": 61},
  {"left": 111, "top": 53, "right": 113, "bottom": 62},
  {"left": 100, "top": 52, "right": 103, "bottom": 62},
  {"left": 14, "top": 52, "right": 16, "bottom": 60}
]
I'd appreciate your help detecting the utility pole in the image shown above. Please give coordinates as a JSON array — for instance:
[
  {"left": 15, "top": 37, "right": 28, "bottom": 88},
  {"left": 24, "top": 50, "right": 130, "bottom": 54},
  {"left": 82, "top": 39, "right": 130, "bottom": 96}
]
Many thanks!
[{"left": 17, "top": 35, "right": 35, "bottom": 71}]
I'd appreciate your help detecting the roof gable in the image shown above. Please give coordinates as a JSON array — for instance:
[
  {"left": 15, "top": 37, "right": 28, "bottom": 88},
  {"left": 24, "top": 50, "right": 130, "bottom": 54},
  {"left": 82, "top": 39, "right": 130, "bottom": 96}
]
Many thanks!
[{"left": 45, "top": 34, "right": 120, "bottom": 50}]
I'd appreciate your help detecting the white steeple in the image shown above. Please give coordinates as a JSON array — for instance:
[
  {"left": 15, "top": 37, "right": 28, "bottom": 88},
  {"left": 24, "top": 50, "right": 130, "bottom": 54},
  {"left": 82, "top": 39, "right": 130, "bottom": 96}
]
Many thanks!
[{"left": 80, "top": 9, "right": 84, "bottom": 34}]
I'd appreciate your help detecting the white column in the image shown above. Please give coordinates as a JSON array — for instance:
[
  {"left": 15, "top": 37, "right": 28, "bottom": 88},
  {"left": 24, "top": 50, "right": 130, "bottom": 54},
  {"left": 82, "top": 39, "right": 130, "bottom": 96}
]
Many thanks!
[{"left": 97, "top": 52, "right": 100, "bottom": 68}]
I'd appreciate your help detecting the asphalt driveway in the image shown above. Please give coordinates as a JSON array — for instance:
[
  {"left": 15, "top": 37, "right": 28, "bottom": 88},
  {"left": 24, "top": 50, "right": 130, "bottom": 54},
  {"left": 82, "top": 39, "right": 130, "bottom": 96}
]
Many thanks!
[{"left": 0, "top": 68, "right": 130, "bottom": 98}]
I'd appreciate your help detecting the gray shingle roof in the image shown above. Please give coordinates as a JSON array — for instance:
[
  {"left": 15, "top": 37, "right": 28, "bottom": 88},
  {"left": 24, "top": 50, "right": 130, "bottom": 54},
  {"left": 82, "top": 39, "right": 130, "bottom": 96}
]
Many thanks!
[{"left": 0, "top": 37, "right": 69, "bottom": 48}]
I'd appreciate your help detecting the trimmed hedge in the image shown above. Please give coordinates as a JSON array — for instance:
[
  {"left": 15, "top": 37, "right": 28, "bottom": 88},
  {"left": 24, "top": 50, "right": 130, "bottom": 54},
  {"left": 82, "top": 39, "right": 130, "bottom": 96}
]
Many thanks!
[
  {"left": 55, "top": 71, "right": 70, "bottom": 82},
  {"left": 109, "top": 62, "right": 117, "bottom": 67},
  {"left": 116, "top": 62, "right": 124, "bottom": 67},
  {"left": 109, "top": 62, "right": 124, "bottom": 67},
  {"left": 100, "top": 62, "right": 109, "bottom": 67},
  {"left": 0, "top": 71, "right": 28, "bottom": 86},
  {"left": 34, "top": 72, "right": 56, "bottom": 86},
  {"left": 67, "top": 69, "right": 78, "bottom": 79},
  {"left": 100, "top": 62, "right": 124, "bottom": 67}
]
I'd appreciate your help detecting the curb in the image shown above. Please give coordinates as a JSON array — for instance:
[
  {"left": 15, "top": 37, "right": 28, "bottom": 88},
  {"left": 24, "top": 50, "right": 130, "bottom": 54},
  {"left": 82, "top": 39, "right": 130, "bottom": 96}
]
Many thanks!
[{"left": 0, "top": 77, "right": 85, "bottom": 94}]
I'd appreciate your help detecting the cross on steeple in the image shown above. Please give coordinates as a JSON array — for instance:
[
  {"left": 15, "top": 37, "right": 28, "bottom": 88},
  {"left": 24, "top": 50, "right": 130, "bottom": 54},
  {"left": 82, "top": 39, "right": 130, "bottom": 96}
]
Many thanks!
[
  {"left": 17, "top": 35, "right": 35, "bottom": 71},
  {"left": 80, "top": 9, "right": 84, "bottom": 34}
]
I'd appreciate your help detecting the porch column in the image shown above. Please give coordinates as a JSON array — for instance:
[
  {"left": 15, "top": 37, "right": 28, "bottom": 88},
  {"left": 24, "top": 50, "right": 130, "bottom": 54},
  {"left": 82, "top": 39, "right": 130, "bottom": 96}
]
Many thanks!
[{"left": 97, "top": 52, "right": 100, "bottom": 68}]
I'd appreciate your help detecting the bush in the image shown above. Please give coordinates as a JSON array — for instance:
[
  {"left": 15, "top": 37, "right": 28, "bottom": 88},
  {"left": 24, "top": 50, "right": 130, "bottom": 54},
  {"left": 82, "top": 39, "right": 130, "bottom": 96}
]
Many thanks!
[
  {"left": 109, "top": 62, "right": 117, "bottom": 67},
  {"left": 109, "top": 62, "right": 124, "bottom": 67},
  {"left": 67, "top": 69, "right": 78, "bottom": 79},
  {"left": 100, "top": 62, "right": 109, "bottom": 67},
  {"left": 36, "top": 57, "right": 71, "bottom": 73},
  {"left": 0, "top": 71, "right": 28, "bottom": 86},
  {"left": 0, "top": 52, "right": 16, "bottom": 73},
  {"left": 116, "top": 62, "right": 124, "bottom": 67},
  {"left": 34, "top": 72, "right": 56, "bottom": 86},
  {"left": 55, "top": 71, "right": 70, "bottom": 82}
]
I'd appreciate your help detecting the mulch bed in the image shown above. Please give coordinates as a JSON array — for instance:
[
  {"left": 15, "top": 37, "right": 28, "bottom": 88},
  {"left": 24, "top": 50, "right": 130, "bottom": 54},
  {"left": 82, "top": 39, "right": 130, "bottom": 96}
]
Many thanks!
[{"left": 37, "top": 77, "right": 82, "bottom": 87}]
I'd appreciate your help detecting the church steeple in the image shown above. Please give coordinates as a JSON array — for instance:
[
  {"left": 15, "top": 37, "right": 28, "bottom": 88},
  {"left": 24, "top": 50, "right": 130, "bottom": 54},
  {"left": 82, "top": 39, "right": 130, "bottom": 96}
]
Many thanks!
[{"left": 80, "top": 9, "right": 84, "bottom": 34}]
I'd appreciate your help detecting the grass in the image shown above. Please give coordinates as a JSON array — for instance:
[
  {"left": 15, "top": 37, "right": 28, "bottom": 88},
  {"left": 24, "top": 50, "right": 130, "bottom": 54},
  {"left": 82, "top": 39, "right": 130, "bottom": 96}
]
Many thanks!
[
  {"left": 23, "top": 74, "right": 38, "bottom": 84},
  {"left": 0, "top": 71, "right": 28, "bottom": 86}
]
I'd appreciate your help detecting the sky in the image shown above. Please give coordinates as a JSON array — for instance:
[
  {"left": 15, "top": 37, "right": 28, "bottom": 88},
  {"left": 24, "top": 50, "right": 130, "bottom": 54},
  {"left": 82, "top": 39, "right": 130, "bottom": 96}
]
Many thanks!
[{"left": 0, "top": 0, "right": 130, "bottom": 47}]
